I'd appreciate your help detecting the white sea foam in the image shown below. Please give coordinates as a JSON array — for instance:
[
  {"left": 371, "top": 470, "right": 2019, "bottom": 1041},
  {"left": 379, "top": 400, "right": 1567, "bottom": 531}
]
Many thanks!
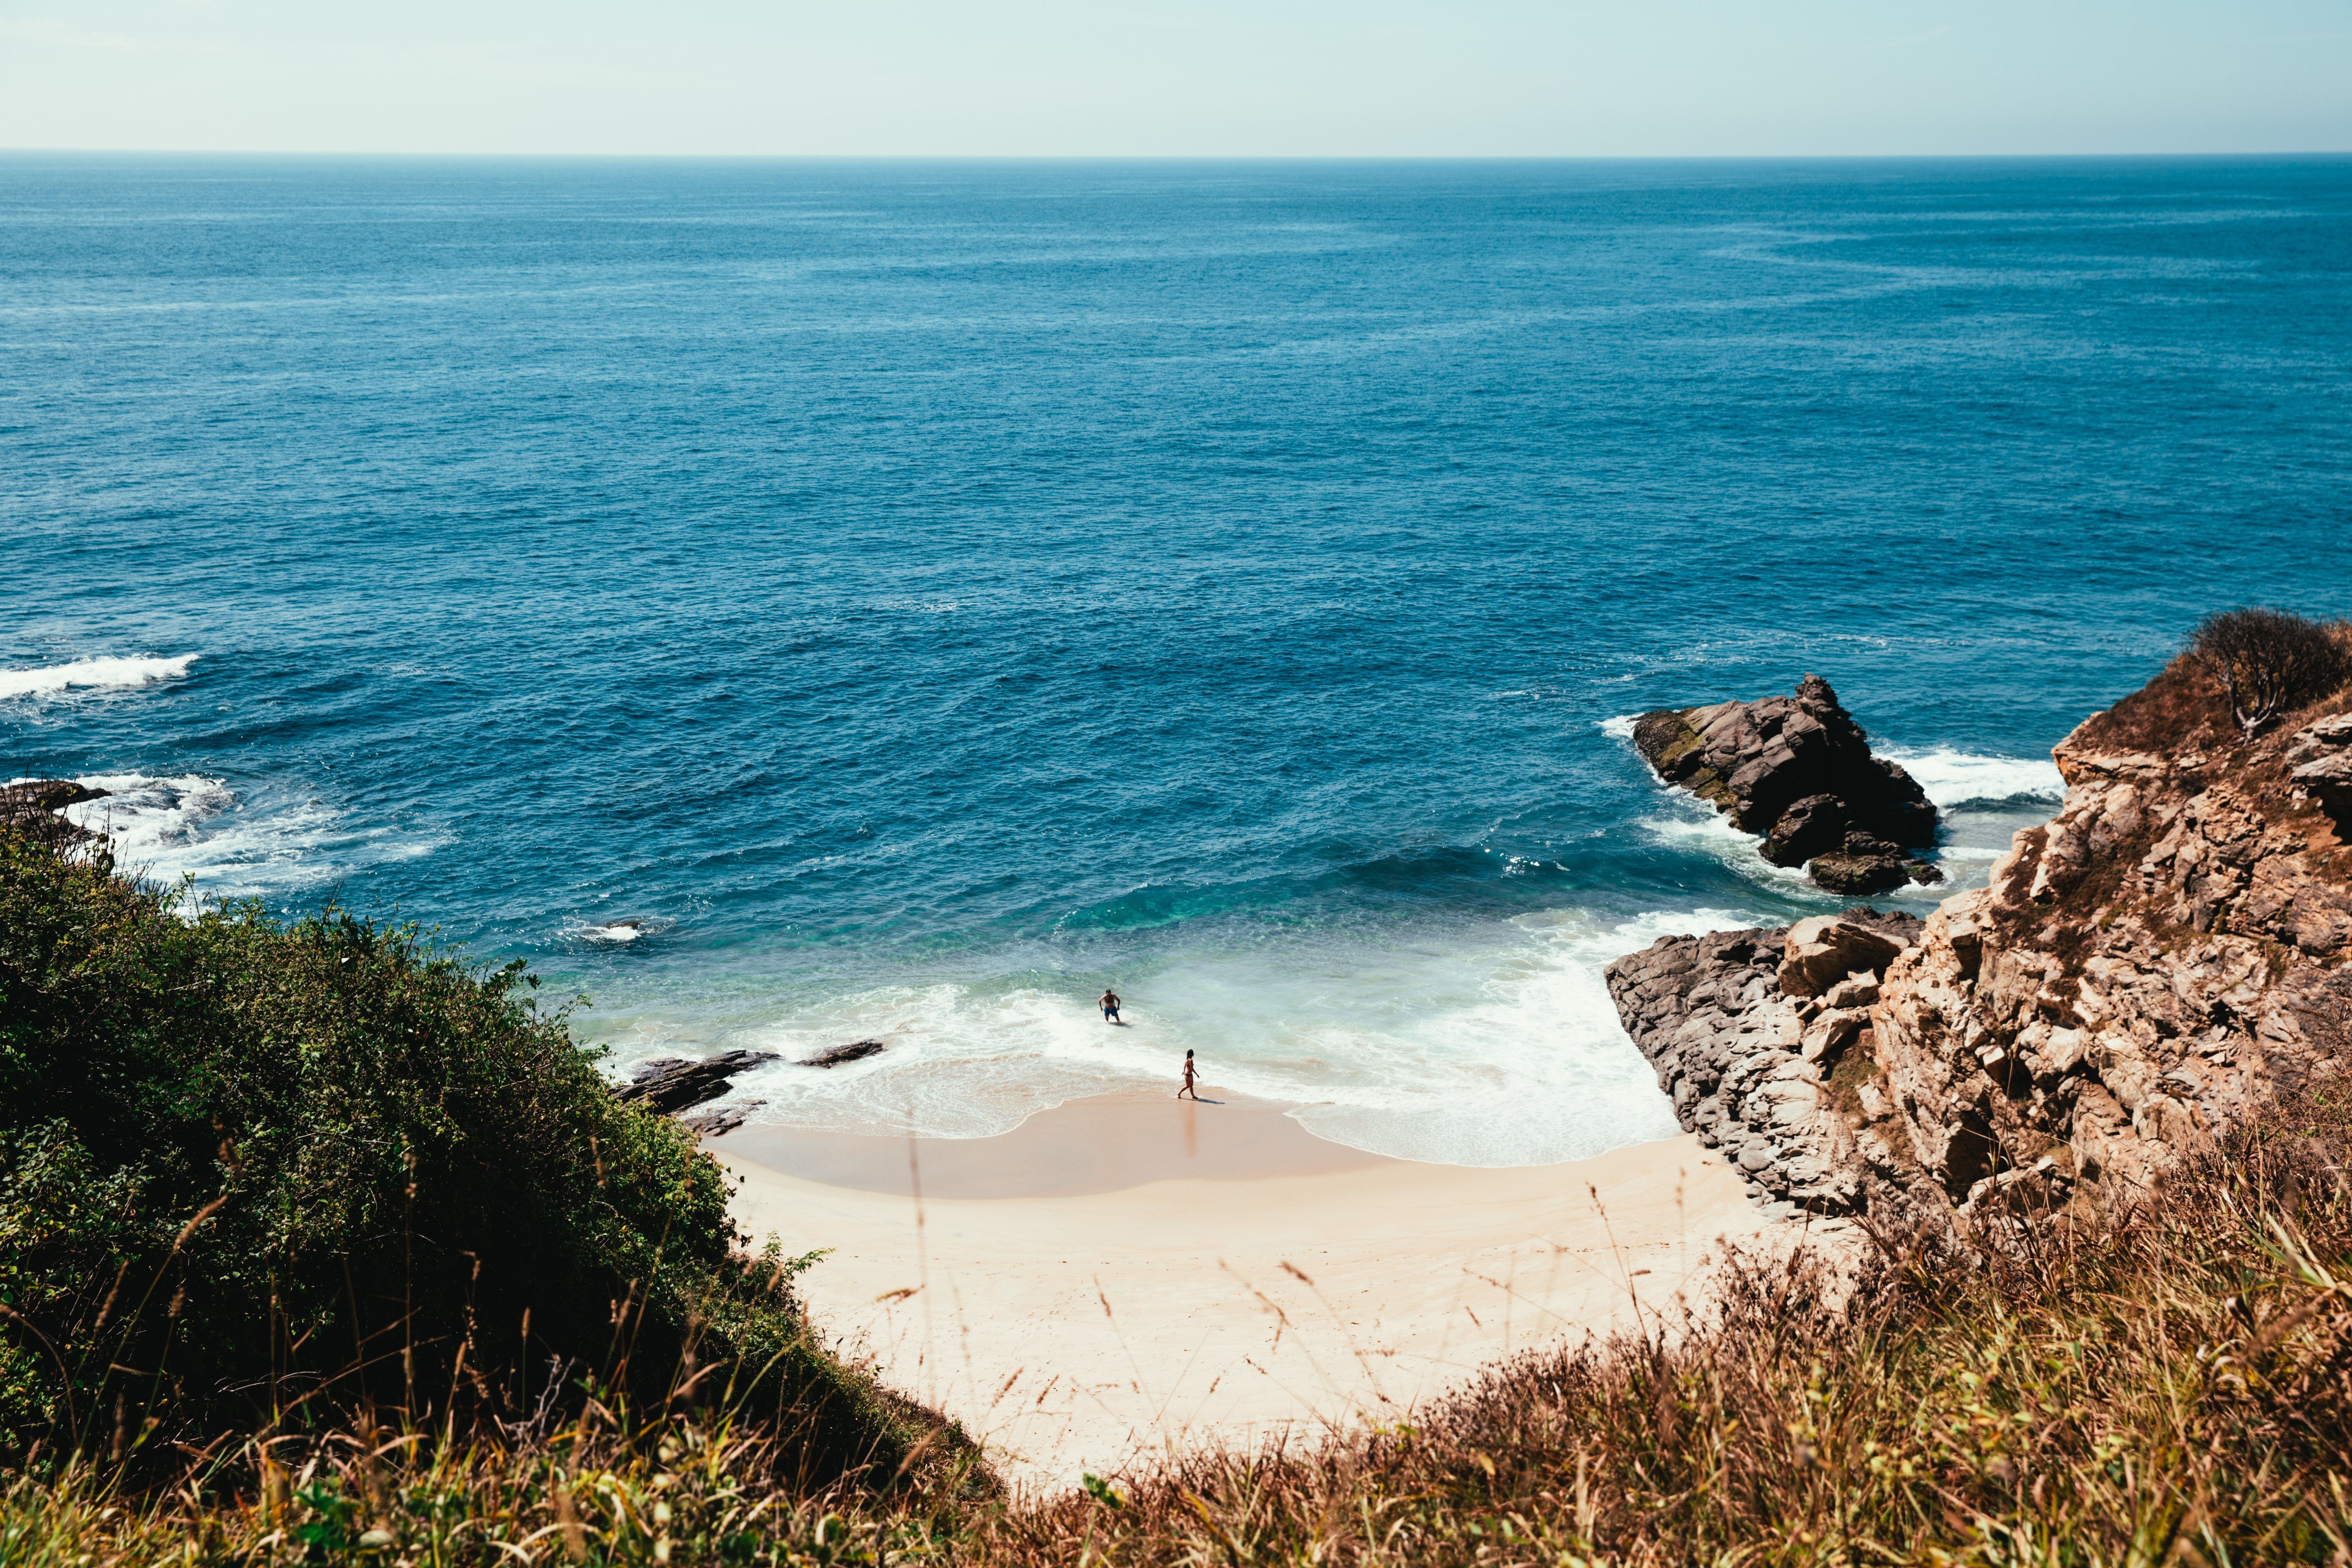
[
  {"left": 0, "top": 653, "right": 198, "bottom": 701},
  {"left": 1636, "top": 807, "right": 1818, "bottom": 890},
  {"left": 1598, "top": 713, "right": 1640, "bottom": 739},
  {"left": 58, "top": 772, "right": 443, "bottom": 901},
  {"left": 1880, "top": 746, "right": 2064, "bottom": 808},
  {"left": 588, "top": 905, "right": 1770, "bottom": 1167}
]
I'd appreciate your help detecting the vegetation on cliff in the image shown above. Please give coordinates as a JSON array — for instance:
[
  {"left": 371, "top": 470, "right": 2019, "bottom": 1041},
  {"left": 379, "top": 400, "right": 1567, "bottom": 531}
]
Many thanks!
[{"left": 0, "top": 826, "right": 962, "bottom": 1491}]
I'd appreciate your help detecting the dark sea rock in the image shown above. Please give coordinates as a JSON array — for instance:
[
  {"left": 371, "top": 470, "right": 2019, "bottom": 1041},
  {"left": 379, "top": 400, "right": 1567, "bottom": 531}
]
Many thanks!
[
  {"left": 1810, "top": 830, "right": 1944, "bottom": 895},
  {"left": 677, "top": 1102, "right": 764, "bottom": 1138},
  {"left": 614, "top": 1050, "right": 781, "bottom": 1114},
  {"left": 1630, "top": 675, "right": 1939, "bottom": 889},
  {"left": 798, "top": 1039, "right": 887, "bottom": 1069},
  {"left": 0, "top": 779, "right": 109, "bottom": 849}
]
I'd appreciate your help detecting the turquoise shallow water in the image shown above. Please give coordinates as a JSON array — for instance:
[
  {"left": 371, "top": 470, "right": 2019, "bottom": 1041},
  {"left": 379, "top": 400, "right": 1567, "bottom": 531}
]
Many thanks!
[{"left": 5, "top": 156, "right": 2350, "bottom": 1163}]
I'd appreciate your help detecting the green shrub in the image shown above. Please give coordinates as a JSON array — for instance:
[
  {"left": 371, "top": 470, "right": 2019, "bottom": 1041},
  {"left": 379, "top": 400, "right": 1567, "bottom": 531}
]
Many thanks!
[{"left": 0, "top": 829, "right": 934, "bottom": 1486}]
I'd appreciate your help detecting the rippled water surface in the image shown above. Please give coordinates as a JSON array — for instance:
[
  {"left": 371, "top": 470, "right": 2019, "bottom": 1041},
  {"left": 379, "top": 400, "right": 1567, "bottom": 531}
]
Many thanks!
[{"left": 7, "top": 156, "right": 2350, "bottom": 1162}]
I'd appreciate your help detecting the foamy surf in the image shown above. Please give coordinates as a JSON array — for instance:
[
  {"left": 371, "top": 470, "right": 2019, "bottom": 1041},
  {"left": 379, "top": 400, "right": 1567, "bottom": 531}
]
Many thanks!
[
  {"left": 1880, "top": 746, "right": 2065, "bottom": 808},
  {"left": 568, "top": 915, "right": 679, "bottom": 945},
  {"left": 0, "top": 653, "right": 198, "bottom": 701},
  {"left": 55, "top": 772, "right": 445, "bottom": 902},
  {"left": 585, "top": 906, "right": 1770, "bottom": 1167},
  {"left": 1635, "top": 806, "right": 1819, "bottom": 890}
]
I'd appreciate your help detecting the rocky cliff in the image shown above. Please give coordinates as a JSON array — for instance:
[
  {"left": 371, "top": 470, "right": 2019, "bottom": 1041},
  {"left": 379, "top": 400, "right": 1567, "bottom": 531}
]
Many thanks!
[{"left": 1609, "top": 655, "right": 2352, "bottom": 1228}]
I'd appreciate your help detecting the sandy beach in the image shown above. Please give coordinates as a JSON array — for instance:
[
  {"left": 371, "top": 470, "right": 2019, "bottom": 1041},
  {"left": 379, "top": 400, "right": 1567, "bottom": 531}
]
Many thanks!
[{"left": 719, "top": 1092, "right": 1821, "bottom": 1492}]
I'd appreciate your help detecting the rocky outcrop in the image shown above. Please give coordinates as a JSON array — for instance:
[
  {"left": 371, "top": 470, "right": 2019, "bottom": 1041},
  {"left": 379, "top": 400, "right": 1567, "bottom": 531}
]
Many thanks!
[
  {"left": 677, "top": 1102, "right": 763, "bottom": 1138},
  {"left": 800, "top": 1039, "right": 887, "bottom": 1069},
  {"left": 1864, "top": 671, "right": 2352, "bottom": 1219},
  {"left": 1610, "top": 654, "right": 2352, "bottom": 1231},
  {"left": 0, "top": 779, "right": 108, "bottom": 849},
  {"left": 1605, "top": 909, "right": 1922, "bottom": 1216},
  {"left": 1631, "top": 676, "right": 1941, "bottom": 894},
  {"left": 615, "top": 1050, "right": 781, "bottom": 1114},
  {"left": 631, "top": 1040, "right": 885, "bottom": 1139}
]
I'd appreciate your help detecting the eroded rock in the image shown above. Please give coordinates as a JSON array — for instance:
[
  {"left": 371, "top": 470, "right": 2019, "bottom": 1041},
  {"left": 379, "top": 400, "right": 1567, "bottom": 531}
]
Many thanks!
[
  {"left": 1619, "top": 657, "right": 2352, "bottom": 1239},
  {"left": 799, "top": 1039, "right": 887, "bottom": 1069},
  {"left": 1604, "top": 908, "right": 1923, "bottom": 1215},
  {"left": 1777, "top": 915, "right": 1908, "bottom": 998},
  {"left": 1629, "top": 675, "right": 1940, "bottom": 892},
  {"left": 0, "top": 779, "right": 108, "bottom": 849},
  {"left": 614, "top": 1050, "right": 782, "bottom": 1114}
]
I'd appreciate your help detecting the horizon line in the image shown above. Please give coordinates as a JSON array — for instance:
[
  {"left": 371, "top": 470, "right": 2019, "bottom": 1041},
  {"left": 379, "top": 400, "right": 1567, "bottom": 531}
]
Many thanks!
[{"left": 6, "top": 147, "right": 2352, "bottom": 164}]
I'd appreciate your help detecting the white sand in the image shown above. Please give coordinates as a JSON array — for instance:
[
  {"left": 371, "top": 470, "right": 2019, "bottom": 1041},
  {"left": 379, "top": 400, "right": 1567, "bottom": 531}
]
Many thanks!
[{"left": 721, "top": 1097, "right": 1824, "bottom": 1493}]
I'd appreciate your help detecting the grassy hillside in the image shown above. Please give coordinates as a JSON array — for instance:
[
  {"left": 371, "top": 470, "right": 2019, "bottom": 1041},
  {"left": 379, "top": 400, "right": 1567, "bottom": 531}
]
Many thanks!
[
  {"left": 3, "top": 819, "right": 2348, "bottom": 1564},
  {"left": 0, "top": 825, "right": 966, "bottom": 1494}
]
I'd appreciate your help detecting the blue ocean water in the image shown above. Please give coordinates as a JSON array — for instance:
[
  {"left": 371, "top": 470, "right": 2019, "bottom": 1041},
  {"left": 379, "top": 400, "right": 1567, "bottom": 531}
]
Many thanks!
[{"left": 6, "top": 156, "right": 2350, "bottom": 1164}]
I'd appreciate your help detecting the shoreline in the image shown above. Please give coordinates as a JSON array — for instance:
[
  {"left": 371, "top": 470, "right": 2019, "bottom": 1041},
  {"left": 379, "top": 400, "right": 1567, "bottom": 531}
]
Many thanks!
[
  {"left": 714, "top": 1089, "right": 1390, "bottom": 1198},
  {"left": 719, "top": 1094, "right": 1839, "bottom": 1490}
]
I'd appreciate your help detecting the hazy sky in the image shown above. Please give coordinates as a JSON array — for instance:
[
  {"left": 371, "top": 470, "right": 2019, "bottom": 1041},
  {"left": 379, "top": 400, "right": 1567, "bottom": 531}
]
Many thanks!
[{"left": 2, "top": 0, "right": 2347, "bottom": 156}]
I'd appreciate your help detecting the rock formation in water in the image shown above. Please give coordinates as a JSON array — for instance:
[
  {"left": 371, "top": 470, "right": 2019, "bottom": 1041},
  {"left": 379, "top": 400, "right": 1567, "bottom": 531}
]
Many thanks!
[
  {"left": 799, "top": 1039, "right": 887, "bottom": 1068},
  {"left": 1631, "top": 675, "right": 1941, "bottom": 894},
  {"left": 1609, "top": 652, "right": 2352, "bottom": 1228},
  {"left": 615, "top": 1050, "right": 780, "bottom": 1115}
]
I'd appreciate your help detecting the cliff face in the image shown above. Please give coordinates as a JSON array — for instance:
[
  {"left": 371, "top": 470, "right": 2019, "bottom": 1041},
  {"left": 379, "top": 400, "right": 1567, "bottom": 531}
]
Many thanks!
[
  {"left": 1864, "top": 659, "right": 2352, "bottom": 1219},
  {"left": 1609, "top": 656, "right": 2352, "bottom": 1226}
]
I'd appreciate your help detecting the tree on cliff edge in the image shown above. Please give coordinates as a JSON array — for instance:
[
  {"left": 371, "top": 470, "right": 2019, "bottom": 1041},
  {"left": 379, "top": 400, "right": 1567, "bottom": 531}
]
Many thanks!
[{"left": 2187, "top": 607, "right": 2347, "bottom": 739}]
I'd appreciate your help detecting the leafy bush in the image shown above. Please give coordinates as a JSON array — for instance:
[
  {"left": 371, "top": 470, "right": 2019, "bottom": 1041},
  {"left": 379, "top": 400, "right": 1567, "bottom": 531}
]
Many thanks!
[
  {"left": 0, "top": 829, "right": 941, "bottom": 1487},
  {"left": 2187, "top": 606, "right": 2348, "bottom": 738}
]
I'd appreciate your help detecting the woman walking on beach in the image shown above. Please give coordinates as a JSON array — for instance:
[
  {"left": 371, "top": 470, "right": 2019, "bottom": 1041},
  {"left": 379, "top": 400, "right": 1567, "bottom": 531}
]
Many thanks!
[
  {"left": 1177, "top": 1049, "right": 1199, "bottom": 1100},
  {"left": 1100, "top": 988, "right": 1121, "bottom": 1024}
]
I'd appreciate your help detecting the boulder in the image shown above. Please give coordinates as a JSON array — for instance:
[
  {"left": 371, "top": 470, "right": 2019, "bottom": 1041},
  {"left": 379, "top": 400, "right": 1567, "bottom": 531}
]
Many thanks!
[
  {"left": 1761, "top": 793, "right": 1850, "bottom": 866},
  {"left": 1776, "top": 915, "right": 1908, "bottom": 999},
  {"left": 1810, "top": 830, "right": 1944, "bottom": 895},
  {"left": 678, "top": 1101, "right": 764, "bottom": 1138},
  {"left": 614, "top": 1050, "right": 781, "bottom": 1114},
  {"left": 799, "top": 1039, "right": 887, "bottom": 1069},
  {"left": 2289, "top": 714, "right": 2352, "bottom": 831},
  {"left": 1629, "top": 675, "right": 1940, "bottom": 885}
]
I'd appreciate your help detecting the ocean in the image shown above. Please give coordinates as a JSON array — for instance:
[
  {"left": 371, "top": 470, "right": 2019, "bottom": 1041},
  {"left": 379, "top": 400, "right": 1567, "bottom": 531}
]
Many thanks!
[{"left": 6, "top": 155, "right": 2349, "bottom": 1166}]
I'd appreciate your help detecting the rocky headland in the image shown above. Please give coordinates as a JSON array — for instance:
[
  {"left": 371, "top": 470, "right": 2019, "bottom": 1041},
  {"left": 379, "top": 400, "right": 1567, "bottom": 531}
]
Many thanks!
[
  {"left": 1610, "top": 652, "right": 2352, "bottom": 1231},
  {"left": 1633, "top": 674, "right": 1941, "bottom": 894}
]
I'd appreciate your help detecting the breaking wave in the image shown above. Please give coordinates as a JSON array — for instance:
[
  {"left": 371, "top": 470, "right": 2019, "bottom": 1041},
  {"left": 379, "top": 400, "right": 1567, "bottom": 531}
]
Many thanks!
[
  {"left": 0, "top": 654, "right": 199, "bottom": 701},
  {"left": 1881, "top": 746, "right": 2065, "bottom": 808}
]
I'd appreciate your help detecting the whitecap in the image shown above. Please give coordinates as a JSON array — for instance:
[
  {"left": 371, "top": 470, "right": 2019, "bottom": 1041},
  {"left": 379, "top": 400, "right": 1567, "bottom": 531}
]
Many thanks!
[
  {"left": 0, "top": 653, "right": 199, "bottom": 701},
  {"left": 58, "top": 772, "right": 443, "bottom": 902},
  {"left": 569, "top": 915, "right": 676, "bottom": 945},
  {"left": 1880, "top": 745, "right": 2065, "bottom": 808},
  {"left": 1598, "top": 713, "right": 1640, "bottom": 739},
  {"left": 1636, "top": 807, "right": 1817, "bottom": 889}
]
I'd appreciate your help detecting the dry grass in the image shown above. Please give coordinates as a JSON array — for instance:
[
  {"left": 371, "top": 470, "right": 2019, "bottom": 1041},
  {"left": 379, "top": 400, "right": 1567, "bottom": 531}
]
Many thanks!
[
  {"left": 9, "top": 1112, "right": 2347, "bottom": 1566},
  {"left": 986, "top": 1127, "right": 2351, "bottom": 1567}
]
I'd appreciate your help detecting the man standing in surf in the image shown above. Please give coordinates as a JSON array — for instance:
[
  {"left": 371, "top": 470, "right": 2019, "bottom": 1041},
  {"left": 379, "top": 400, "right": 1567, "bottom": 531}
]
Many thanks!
[
  {"left": 1100, "top": 987, "right": 1121, "bottom": 1024},
  {"left": 1178, "top": 1049, "right": 1199, "bottom": 1100}
]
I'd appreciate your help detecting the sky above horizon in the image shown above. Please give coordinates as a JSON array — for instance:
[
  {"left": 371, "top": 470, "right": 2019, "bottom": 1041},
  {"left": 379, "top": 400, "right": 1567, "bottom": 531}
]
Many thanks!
[{"left": 0, "top": 1, "right": 2348, "bottom": 157}]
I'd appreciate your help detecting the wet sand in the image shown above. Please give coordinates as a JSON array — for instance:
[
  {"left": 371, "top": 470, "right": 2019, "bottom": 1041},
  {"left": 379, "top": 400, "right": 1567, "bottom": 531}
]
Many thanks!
[{"left": 718, "top": 1091, "right": 1388, "bottom": 1198}]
